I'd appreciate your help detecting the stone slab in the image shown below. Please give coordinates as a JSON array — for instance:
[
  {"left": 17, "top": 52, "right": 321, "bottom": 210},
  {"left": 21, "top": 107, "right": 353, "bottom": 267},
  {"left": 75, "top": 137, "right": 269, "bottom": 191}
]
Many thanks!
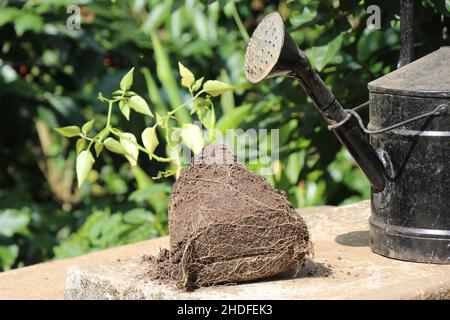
[
  {"left": 1, "top": 200, "right": 449, "bottom": 300},
  {"left": 64, "top": 201, "right": 450, "bottom": 300},
  {"left": 0, "top": 237, "right": 168, "bottom": 300}
]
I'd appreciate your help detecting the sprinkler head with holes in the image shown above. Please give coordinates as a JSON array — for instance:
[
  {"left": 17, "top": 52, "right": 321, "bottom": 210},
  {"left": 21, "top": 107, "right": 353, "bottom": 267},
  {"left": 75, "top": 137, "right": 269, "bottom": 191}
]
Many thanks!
[{"left": 244, "top": 12, "right": 301, "bottom": 83}]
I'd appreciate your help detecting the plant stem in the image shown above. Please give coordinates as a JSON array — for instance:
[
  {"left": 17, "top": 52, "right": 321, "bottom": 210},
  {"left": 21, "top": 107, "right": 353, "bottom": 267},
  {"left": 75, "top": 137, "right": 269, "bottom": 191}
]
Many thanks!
[
  {"left": 86, "top": 101, "right": 114, "bottom": 150},
  {"left": 83, "top": 134, "right": 102, "bottom": 150},
  {"left": 210, "top": 106, "right": 216, "bottom": 142},
  {"left": 106, "top": 101, "right": 113, "bottom": 127},
  {"left": 167, "top": 90, "right": 204, "bottom": 117}
]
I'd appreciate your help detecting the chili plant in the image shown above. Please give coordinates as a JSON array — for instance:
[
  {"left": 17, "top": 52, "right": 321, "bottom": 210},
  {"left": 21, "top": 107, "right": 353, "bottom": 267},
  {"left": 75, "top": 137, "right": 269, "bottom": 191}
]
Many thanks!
[{"left": 55, "top": 64, "right": 234, "bottom": 187}]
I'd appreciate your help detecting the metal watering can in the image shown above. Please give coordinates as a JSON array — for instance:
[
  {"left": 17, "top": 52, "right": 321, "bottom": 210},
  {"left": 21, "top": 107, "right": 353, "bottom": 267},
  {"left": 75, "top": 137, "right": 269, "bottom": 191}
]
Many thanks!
[{"left": 244, "top": 5, "right": 450, "bottom": 263}]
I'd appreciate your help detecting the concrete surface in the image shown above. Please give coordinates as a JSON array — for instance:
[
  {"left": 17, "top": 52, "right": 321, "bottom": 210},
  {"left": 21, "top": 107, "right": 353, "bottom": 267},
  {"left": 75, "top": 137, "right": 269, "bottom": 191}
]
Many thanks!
[{"left": 1, "top": 200, "right": 450, "bottom": 299}]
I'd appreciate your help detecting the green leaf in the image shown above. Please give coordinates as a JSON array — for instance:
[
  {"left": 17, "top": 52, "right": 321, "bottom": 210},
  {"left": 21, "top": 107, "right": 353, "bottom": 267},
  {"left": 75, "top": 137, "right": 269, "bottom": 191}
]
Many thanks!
[
  {"left": 0, "top": 244, "right": 19, "bottom": 270},
  {"left": 181, "top": 124, "right": 204, "bottom": 155},
  {"left": 141, "top": 126, "right": 159, "bottom": 158},
  {"left": 104, "top": 137, "right": 125, "bottom": 154},
  {"left": 141, "top": 67, "right": 169, "bottom": 115},
  {"left": 203, "top": 80, "right": 233, "bottom": 97},
  {"left": 128, "top": 183, "right": 171, "bottom": 213},
  {"left": 285, "top": 151, "right": 303, "bottom": 185},
  {"left": 76, "top": 138, "right": 86, "bottom": 154},
  {"left": 123, "top": 209, "right": 152, "bottom": 225},
  {"left": 192, "top": 98, "right": 215, "bottom": 138},
  {"left": 202, "top": 108, "right": 216, "bottom": 141},
  {"left": 76, "top": 150, "right": 95, "bottom": 187},
  {"left": 305, "top": 34, "right": 343, "bottom": 71},
  {"left": 168, "top": 145, "right": 183, "bottom": 177},
  {"left": 223, "top": 1, "right": 235, "bottom": 17},
  {"left": 289, "top": 6, "right": 316, "bottom": 27},
  {"left": 141, "top": 1, "right": 171, "bottom": 32},
  {"left": 191, "top": 97, "right": 208, "bottom": 116},
  {"left": 119, "top": 100, "right": 131, "bottom": 120},
  {"left": 435, "top": 0, "right": 450, "bottom": 17},
  {"left": 82, "top": 119, "right": 95, "bottom": 135},
  {"left": 120, "top": 67, "right": 134, "bottom": 91},
  {"left": 178, "top": 62, "right": 195, "bottom": 88},
  {"left": 129, "top": 95, "right": 153, "bottom": 117},
  {"left": 130, "top": 165, "right": 153, "bottom": 189},
  {"left": 55, "top": 126, "right": 80, "bottom": 138},
  {"left": 219, "top": 71, "right": 235, "bottom": 113},
  {"left": 120, "top": 133, "right": 139, "bottom": 166},
  {"left": 192, "top": 8, "right": 209, "bottom": 40},
  {"left": 14, "top": 12, "right": 43, "bottom": 36},
  {"left": 192, "top": 77, "right": 204, "bottom": 92},
  {"left": 0, "top": 8, "right": 19, "bottom": 27},
  {"left": 150, "top": 31, "right": 191, "bottom": 124},
  {"left": 0, "top": 209, "right": 30, "bottom": 237},
  {"left": 94, "top": 142, "right": 104, "bottom": 157},
  {"left": 202, "top": 109, "right": 216, "bottom": 132},
  {"left": 216, "top": 103, "right": 253, "bottom": 133},
  {"left": 356, "top": 29, "right": 383, "bottom": 61}
]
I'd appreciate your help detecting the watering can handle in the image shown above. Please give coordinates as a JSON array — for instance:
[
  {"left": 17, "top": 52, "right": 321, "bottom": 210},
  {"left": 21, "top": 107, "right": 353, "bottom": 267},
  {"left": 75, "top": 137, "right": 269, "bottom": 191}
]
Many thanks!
[{"left": 328, "top": 104, "right": 448, "bottom": 134}]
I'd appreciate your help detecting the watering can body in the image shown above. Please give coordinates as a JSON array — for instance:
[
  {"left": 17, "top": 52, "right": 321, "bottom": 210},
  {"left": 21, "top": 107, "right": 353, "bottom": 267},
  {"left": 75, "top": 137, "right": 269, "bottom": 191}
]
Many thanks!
[{"left": 368, "top": 47, "right": 450, "bottom": 263}]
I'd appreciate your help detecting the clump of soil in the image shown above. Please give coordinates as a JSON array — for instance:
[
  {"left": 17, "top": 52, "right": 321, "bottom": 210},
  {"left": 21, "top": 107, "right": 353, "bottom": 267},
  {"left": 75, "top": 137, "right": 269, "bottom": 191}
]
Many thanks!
[{"left": 148, "top": 143, "right": 311, "bottom": 291}]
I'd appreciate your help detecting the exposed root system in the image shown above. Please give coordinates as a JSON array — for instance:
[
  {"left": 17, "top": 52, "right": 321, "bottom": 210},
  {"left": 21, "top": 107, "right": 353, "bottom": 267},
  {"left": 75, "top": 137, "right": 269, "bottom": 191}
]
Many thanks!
[{"left": 148, "top": 144, "right": 311, "bottom": 291}]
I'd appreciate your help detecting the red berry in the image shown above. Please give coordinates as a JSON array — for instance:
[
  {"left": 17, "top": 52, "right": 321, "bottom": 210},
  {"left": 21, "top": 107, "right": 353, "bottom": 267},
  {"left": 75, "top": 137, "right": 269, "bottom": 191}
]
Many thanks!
[{"left": 19, "top": 65, "right": 28, "bottom": 75}]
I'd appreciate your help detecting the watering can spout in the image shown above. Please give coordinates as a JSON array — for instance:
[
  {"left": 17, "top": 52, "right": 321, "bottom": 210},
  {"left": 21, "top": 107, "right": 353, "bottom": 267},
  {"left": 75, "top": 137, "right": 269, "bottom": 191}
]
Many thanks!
[{"left": 245, "top": 12, "right": 386, "bottom": 192}]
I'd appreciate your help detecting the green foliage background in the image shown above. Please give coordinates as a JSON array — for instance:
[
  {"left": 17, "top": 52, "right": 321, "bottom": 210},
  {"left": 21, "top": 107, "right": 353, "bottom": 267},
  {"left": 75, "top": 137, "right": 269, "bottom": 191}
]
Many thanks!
[{"left": 0, "top": 0, "right": 448, "bottom": 271}]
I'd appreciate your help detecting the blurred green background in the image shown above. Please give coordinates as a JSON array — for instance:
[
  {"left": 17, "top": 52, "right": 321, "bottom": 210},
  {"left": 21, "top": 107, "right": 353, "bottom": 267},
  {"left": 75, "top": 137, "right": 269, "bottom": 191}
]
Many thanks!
[{"left": 0, "top": 0, "right": 449, "bottom": 271}]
